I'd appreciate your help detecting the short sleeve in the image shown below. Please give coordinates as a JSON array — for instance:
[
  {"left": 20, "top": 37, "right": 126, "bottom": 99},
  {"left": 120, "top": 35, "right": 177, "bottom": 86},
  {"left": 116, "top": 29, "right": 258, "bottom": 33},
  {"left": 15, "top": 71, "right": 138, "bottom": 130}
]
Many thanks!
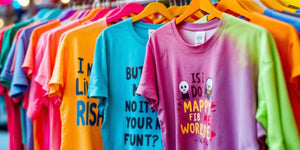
[
  {"left": 0, "top": 29, "right": 12, "bottom": 69},
  {"left": 10, "top": 34, "right": 29, "bottom": 98},
  {"left": 290, "top": 31, "right": 300, "bottom": 95},
  {"left": 22, "top": 32, "right": 35, "bottom": 78},
  {"left": 0, "top": 40, "right": 17, "bottom": 89},
  {"left": 48, "top": 35, "right": 67, "bottom": 99},
  {"left": 87, "top": 32, "right": 108, "bottom": 115},
  {"left": 255, "top": 30, "right": 300, "bottom": 149},
  {"left": 35, "top": 34, "right": 52, "bottom": 95},
  {"left": 136, "top": 40, "right": 159, "bottom": 111}
]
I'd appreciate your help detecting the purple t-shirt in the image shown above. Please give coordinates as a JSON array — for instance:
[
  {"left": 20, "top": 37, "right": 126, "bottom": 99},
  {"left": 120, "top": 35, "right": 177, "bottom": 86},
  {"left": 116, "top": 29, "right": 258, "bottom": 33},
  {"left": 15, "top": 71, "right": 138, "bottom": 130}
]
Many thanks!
[
  {"left": 10, "top": 21, "right": 48, "bottom": 98},
  {"left": 136, "top": 14, "right": 278, "bottom": 150}
]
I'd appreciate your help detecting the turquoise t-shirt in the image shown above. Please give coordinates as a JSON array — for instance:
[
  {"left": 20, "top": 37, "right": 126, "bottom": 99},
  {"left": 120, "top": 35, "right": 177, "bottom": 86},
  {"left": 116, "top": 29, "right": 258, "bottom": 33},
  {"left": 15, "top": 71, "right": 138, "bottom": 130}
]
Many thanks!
[{"left": 88, "top": 18, "right": 163, "bottom": 149}]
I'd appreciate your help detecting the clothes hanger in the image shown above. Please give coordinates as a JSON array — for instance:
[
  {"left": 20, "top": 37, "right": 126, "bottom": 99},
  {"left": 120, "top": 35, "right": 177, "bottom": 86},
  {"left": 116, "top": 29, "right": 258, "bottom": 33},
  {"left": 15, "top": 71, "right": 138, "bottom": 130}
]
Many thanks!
[
  {"left": 68, "top": 11, "right": 81, "bottom": 20},
  {"left": 33, "top": 8, "right": 50, "bottom": 21},
  {"left": 78, "top": 7, "right": 102, "bottom": 23},
  {"left": 131, "top": 1, "right": 175, "bottom": 23},
  {"left": 214, "top": 0, "right": 253, "bottom": 20},
  {"left": 178, "top": 0, "right": 205, "bottom": 22},
  {"left": 104, "top": 8, "right": 121, "bottom": 18},
  {"left": 175, "top": 0, "right": 223, "bottom": 25},
  {"left": 56, "top": 9, "right": 77, "bottom": 21},
  {"left": 260, "top": 0, "right": 297, "bottom": 12},
  {"left": 251, "top": 0, "right": 268, "bottom": 9},
  {"left": 236, "top": 0, "right": 264, "bottom": 13},
  {"left": 90, "top": 8, "right": 111, "bottom": 21},
  {"left": 106, "top": 3, "right": 147, "bottom": 24},
  {"left": 153, "top": 0, "right": 179, "bottom": 24},
  {"left": 280, "top": 0, "right": 300, "bottom": 8},
  {"left": 168, "top": 0, "right": 180, "bottom": 16}
]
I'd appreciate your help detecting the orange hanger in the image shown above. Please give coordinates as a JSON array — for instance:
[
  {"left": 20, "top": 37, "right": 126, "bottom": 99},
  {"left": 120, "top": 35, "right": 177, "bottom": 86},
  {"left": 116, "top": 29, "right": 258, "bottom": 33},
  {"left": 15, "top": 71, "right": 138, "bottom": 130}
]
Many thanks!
[
  {"left": 131, "top": 2, "right": 174, "bottom": 23},
  {"left": 155, "top": 5, "right": 205, "bottom": 24},
  {"left": 177, "top": 6, "right": 205, "bottom": 22},
  {"left": 237, "top": 0, "right": 264, "bottom": 14},
  {"left": 214, "top": 0, "right": 253, "bottom": 20},
  {"left": 175, "top": 0, "right": 223, "bottom": 25},
  {"left": 153, "top": 5, "right": 180, "bottom": 24},
  {"left": 260, "top": 0, "right": 297, "bottom": 12},
  {"left": 79, "top": 8, "right": 102, "bottom": 23}
]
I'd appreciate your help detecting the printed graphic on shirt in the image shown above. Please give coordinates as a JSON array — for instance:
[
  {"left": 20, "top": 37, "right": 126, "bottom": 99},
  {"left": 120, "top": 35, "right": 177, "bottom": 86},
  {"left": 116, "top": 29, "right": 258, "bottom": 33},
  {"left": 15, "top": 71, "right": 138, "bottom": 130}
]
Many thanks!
[
  {"left": 124, "top": 66, "right": 161, "bottom": 147},
  {"left": 177, "top": 72, "right": 216, "bottom": 146},
  {"left": 76, "top": 57, "right": 102, "bottom": 127}
]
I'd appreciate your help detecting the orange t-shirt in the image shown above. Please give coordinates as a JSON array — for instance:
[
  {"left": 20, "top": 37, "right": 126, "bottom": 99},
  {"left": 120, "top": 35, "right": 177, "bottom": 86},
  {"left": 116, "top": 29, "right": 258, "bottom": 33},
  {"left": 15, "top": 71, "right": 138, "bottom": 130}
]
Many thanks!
[
  {"left": 49, "top": 19, "right": 107, "bottom": 150},
  {"left": 251, "top": 13, "right": 300, "bottom": 134}
]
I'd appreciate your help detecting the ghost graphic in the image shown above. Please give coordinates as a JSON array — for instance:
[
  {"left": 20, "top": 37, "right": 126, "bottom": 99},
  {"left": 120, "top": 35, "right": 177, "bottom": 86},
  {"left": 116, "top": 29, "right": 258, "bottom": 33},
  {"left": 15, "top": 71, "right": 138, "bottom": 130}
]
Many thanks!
[
  {"left": 179, "top": 81, "right": 190, "bottom": 100},
  {"left": 205, "top": 78, "right": 213, "bottom": 99}
]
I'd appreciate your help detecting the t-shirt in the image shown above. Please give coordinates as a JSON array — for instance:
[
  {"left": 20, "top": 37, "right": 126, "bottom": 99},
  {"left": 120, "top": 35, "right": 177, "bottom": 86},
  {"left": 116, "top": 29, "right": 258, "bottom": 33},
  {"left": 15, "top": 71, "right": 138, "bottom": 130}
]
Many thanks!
[
  {"left": 10, "top": 21, "right": 43, "bottom": 76},
  {"left": 3, "top": 92, "right": 22, "bottom": 150},
  {"left": 137, "top": 14, "right": 290, "bottom": 150},
  {"left": 0, "top": 24, "right": 14, "bottom": 56},
  {"left": 21, "top": 20, "right": 60, "bottom": 150},
  {"left": 10, "top": 20, "right": 48, "bottom": 100},
  {"left": 194, "top": 13, "right": 300, "bottom": 149},
  {"left": 48, "top": 19, "right": 107, "bottom": 150},
  {"left": 263, "top": 9, "right": 300, "bottom": 33},
  {"left": 10, "top": 20, "right": 48, "bottom": 150},
  {"left": 0, "top": 23, "right": 30, "bottom": 90},
  {"left": 22, "top": 20, "right": 60, "bottom": 78},
  {"left": 35, "top": 20, "right": 81, "bottom": 150},
  {"left": 250, "top": 13, "right": 300, "bottom": 149},
  {"left": 281, "top": 10, "right": 300, "bottom": 18},
  {"left": 88, "top": 18, "right": 163, "bottom": 150},
  {"left": 0, "top": 24, "right": 14, "bottom": 95},
  {"left": 0, "top": 19, "right": 33, "bottom": 70},
  {"left": 0, "top": 22, "right": 32, "bottom": 150}
]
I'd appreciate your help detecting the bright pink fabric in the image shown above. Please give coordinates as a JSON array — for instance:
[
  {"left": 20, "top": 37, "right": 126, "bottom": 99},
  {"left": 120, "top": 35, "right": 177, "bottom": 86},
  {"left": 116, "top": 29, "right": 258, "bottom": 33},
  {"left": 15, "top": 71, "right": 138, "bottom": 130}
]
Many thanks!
[{"left": 34, "top": 20, "right": 81, "bottom": 150}]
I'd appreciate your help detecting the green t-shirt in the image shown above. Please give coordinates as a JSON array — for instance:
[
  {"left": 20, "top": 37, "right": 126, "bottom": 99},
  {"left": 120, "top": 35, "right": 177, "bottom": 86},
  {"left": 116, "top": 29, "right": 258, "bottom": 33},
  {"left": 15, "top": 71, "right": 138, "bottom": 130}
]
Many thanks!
[
  {"left": 0, "top": 19, "right": 33, "bottom": 70},
  {"left": 194, "top": 16, "right": 300, "bottom": 150}
]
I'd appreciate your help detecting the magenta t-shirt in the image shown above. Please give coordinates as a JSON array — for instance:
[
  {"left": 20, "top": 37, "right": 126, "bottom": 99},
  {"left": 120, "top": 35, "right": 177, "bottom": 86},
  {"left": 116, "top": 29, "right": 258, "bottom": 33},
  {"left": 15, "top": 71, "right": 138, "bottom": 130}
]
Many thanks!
[{"left": 136, "top": 14, "right": 277, "bottom": 150}]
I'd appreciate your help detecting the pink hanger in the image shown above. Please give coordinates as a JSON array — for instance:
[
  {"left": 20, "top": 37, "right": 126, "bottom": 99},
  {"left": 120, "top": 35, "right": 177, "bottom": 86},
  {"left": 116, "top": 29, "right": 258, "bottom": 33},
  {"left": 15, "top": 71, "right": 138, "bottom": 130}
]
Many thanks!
[
  {"left": 105, "top": 8, "right": 121, "bottom": 18},
  {"left": 90, "top": 8, "right": 112, "bottom": 21},
  {"left": 106, "top": 3, "right": 150, "bottom": 24}
]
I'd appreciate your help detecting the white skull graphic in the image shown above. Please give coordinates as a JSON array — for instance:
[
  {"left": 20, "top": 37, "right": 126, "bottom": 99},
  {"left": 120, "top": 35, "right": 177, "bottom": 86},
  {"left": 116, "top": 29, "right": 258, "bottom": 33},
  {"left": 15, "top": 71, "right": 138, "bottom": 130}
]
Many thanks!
[
  {"left": 206, "top": 78, "right": 213, "bottom": 91},
  {"left": 179, "top": 81, "right": 189, "bottom": 94}
]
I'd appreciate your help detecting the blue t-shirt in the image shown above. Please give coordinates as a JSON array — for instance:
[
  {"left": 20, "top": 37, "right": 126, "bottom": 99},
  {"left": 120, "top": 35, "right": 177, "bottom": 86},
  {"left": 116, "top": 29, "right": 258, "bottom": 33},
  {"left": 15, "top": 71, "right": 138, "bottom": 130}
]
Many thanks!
[
  {"left": 88, "top": 18, "right": 163, "bottom": 149},
  {"left": 10, "top": 21, "right": 48, "bottom": 98},
  {"left": 9, "top": 21, "right": 48, "bottom": 150},
  {"left": 296, "top": 8, "right": 300, "bottom": 13},
  {"left": 263, "top": 8, "right": 300, "bottom": 33},
  {"left": 0, "top": 40, "right": 17, "bottom": 88}
]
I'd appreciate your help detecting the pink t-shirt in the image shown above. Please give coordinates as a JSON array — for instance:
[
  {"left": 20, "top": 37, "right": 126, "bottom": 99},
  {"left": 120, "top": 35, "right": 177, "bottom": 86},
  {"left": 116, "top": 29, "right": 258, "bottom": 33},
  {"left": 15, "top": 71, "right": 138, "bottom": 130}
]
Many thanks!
[
  {"left": 34, "top": 20, "right": 81, "bottom": 150},
  {"left": 136, "top": 14, "right": 286, "bottom": 150},
  {"left": 4, "top": 91, "right": 22, "bottom": 150},
  {"left": 22, "top": 20, "right": 60, "bottom": 150}
]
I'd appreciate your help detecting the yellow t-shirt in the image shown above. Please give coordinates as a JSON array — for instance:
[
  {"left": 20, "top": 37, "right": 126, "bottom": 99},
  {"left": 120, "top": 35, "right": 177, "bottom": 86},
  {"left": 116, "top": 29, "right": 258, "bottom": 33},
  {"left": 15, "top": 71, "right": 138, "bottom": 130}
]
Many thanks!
[{"left": 49, "top": 19, "right": 107, "bottom": 150}]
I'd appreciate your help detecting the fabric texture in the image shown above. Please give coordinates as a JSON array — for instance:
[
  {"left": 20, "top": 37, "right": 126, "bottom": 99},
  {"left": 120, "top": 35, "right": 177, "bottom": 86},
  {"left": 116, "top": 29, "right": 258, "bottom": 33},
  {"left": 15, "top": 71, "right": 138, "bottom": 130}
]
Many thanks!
[{"left": 137, "top": 14, "right": 291, "bottom": 150}]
